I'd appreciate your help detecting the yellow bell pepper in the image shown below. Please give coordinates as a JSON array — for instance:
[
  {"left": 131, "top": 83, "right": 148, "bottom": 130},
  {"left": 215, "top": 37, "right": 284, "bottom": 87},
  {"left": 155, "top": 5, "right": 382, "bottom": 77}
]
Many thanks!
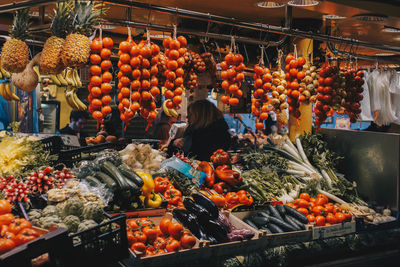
[
  {"left": 139, "top": 195, "right": 146, "bottom": 204},
  {"left": 145, "top": 192, "right": 162, "bottom": 208},
  {"left": 136, "top": 171, "right": 155, "bottom": 196}
]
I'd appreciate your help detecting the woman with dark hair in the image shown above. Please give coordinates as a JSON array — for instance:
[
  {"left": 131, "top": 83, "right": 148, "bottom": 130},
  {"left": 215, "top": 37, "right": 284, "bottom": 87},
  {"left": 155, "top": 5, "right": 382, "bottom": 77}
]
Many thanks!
[{"left": 170, "top": 99, "right": 231, "bottom": 161}]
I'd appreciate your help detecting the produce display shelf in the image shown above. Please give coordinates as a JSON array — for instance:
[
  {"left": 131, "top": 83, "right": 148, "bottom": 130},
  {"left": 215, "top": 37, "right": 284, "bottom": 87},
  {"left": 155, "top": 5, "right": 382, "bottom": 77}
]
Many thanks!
[{"left": 312, "top": 220, "right": 356, "bottom": 240}]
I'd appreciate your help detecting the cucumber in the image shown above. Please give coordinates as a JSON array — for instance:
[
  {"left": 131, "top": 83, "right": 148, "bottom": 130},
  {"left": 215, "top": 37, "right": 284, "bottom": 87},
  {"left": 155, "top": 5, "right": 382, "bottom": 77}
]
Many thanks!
[
  {"left": 252, "top": 216, "right": 269, "bottom": 227},
  {"left": 257, "top": 211, "right": 270, "bottom": 218},
  {"left": 284, "top": 205, "right": 309, "bottom": 224},
  {"left": 284, "top": 215, "right": 302, "bottom": 231},
  {"left": 244, "top": 218, "right": 259, "bottom": 230},
  {"left": 119, "top": 167, "right": 144, "bottom": 187},
  {"left": 123, "top": 175, "right": 140, "bottom": 193},
  {"left": 101, "top": 161, "right": 130, "bottom": 190},
  {"left": 84, "top": 175, "right": 102, "bottom": 187},
  {"left": 268, "top": 223, "right": 284, "bottom": 233},
  {"left": 264, "top": 214, "right": 297, "bottom": 232},
  {"left": 94, "top": 171, "right": 118, "bottom": 190},
  {"left": 276, "top": 204, "right": 286, "bottom": 218},
  {"left": 268, "top": 205, "right": 284, "bottom": 221},
  {"left": 287, "top": 215, "right": 306, "bottom": 230}
]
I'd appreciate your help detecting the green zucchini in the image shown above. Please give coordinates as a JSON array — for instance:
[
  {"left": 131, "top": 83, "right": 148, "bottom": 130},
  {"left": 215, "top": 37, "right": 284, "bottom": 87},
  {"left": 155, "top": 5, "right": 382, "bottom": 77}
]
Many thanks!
[
  {"left": 118, "top": 167, "right": 144, "bottom": 187},
  {"left": 252, "top": 216, "right": 269, "bottom": 227},
  {"left": 101, "top": 161, "right": 130, "bottom": 190},
  {"left": 94, "top": 171, "right": 118, "bottom": 190},
  {"left": 84, "top": 175, "right": 102, "bottom": 187},
  {"left": 287, "top": 215, "right": 306, "bottom": 230},
  {"left": 266, "top": 215, "right": 297, "bottom": 232},
  {"left": 284, "top": 205, "right": 309, "bottom": 224},
  {"left": 283, "top": 215, "right": 302, "bottom": 231},
  {"left": 244, "top": 218, "right": 259, "bottom": 230},
  {"left": 123, "top": 175, "right": 140, "bottom": 194},
  {"left": 276, "top": 204, "right": 286, "bottom": 218}
]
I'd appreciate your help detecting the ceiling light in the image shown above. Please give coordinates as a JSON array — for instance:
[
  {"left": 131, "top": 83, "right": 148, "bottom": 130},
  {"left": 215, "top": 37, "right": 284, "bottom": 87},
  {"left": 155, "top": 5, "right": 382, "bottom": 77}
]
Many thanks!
[
  {"left": 352, "top": 13, "right": 388, "bottom": 22},
  {"left": 323, "top": 14, "right": 346, "bottom": 20},
  {"left": 382, "top": 26, "right": 400, "bottom": 33},
  {"left": 287, "top": 0, "right": 319, "bottom": 7},
  {"left": 256, "top": 1, "right": 285, "bottom": 8},
  {"left": 375, "top": 53, "right": 395, "bottom": 56}
]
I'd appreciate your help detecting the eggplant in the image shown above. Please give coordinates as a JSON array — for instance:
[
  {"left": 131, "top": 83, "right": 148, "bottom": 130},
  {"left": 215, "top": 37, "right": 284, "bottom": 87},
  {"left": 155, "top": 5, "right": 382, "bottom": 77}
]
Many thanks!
[
  {"left": 192, "top": 192, "right": 219, "bottom": 220},
  {"left": 268, "top": 223, "right": 284, "bottom": 233},
  {"left": 284, "top": 205, "right": 309, "bottom": 224},
  {"left": 183, "top": 198, "right": 213, "bottom": 222},
  {"left": 276, "top": 204, "right": 287, "bottom": 218},
  {"left": 257, "top": 211, "right": 270, "bottom": 218},
  {"left": 252, "top": 216, "right": 269, "bottom": 227},
  {"left": 287, "top": 215, "right": 306, "bottom": 230},
  {"left": 244, "top": 218, "right": 259, "bottom": 230},
  {"left": 172, "top": 208, "right": 205, "bottom": 239},
  {"left": 283, "top": 215, "right": 302, "bottom": 231},
  {"left": 199, "top": 218, "right": 229, "bottom": 243}
]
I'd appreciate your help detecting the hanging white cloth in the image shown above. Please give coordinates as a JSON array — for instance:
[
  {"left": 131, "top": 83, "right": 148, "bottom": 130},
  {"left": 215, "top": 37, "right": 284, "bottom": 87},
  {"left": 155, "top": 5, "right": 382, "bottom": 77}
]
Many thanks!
[{"left": 359, "top": 70, "right": 373, "bottom": 121}]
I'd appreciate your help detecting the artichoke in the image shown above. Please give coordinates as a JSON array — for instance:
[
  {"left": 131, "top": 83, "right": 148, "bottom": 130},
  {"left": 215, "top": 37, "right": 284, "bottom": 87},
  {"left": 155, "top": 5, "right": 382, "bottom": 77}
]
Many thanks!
[
  {"left": 28, "top": 209, "right": 42, "bottom": 221},
  {"left": 63, "top": 215, "right": 81, "bottom": 232},
  {"left": 38, "top": 215, "right": 62, "bottom": 229},
  {"left": 63, "top": 197, "right": 84, "bottom": 218},
  {"left": 82, "top": 203, "right": 103, "bottom": 223},
  {"left": 42, "top": 205, "right": 57, "bottom": 217},
  {"left": 77, "top": 219, "right": 97, "bottom": 232}
]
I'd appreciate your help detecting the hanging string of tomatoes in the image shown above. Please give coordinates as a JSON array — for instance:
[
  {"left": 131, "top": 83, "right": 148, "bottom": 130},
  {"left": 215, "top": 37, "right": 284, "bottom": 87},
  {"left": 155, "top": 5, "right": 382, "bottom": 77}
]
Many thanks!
[
  {"left": 344, "top": 67, "right": 364, "bottom": 123},
  {"left": 88, "top": 30, "right": 113, "bottom": 128},
  {"left": 162, "top": 26, "right": 187, "bottom": 110},
  {"left": 220, "top": 36, "right": 246, "bottom": 107},
  {"left": 284, "top": 48, "right": 307, "bottom": 119},
  {"left": 252, "top": 45, "right": 273, "bottom": 130},
  {"left": 183, "top": 50, "right": 206, "bottom": 92},
  {"left": 117, "top": 28, "right": 135, "bottom": 126}
]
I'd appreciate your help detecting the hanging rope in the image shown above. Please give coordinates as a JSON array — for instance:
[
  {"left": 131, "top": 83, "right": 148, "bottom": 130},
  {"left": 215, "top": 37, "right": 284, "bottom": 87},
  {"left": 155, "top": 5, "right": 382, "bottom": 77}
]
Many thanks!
[
  {"left": 173, "top": 24, "right": 177, "bottom": 39},
  {"left": 259, "top": 45, "right": 265, "bottom": 66}
]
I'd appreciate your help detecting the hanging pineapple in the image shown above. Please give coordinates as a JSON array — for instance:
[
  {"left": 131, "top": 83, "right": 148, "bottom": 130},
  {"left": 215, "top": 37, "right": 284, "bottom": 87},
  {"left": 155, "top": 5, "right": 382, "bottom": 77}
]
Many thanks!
[
  {"left": 61, "top": 0, "right": 103, "bottom": 68},
  {"left": 1, "top": 9, "right": 30, "bottom": 73},
  {"left": 40, "top": 1, "right": 73, "bottom": 74}
]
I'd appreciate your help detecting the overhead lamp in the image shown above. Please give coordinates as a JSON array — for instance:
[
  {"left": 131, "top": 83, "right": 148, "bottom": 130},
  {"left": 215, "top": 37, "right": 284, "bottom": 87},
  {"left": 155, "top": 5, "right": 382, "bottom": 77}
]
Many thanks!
[
  {"left": 287, "top": 0, "right": 319, "bottom": 7},
  {"left": 382, "top": 26, "right": 400, "bottom": 33},
  {"left": 352, "top": 13, "right": 388, "bottom": 22},
  {"left": 323, "top": 14, "right": 346, "bottom": 20},
  {"left": 256, "top": 1, "right": 285, "bottom": 8}
]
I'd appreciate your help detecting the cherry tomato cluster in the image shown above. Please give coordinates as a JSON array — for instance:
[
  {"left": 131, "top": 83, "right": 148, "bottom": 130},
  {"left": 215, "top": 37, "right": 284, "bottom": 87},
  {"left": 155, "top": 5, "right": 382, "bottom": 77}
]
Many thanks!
[
  {"left": 153, "top": 177, "right": 184, "bottom": 209},
  {"left": 252, "top": 64, "right": 273, "bottom": 130},
  {"left": 344, "top": 70, "right": 364, "bottom": 123},
  {"left": 183, "top": 50, "right": 206, "bottom": 91},
  {"left": 117, "top": 38, "right": 161, "bottom": 125},
  {"left": 220, "top": 52, "right": 246, "bottom": 107},
  {"left": 201, "top": 52, "right": 217, "bottom": 87},
  {"left": 284, "top": 54, "right": 307, "bottom": 118},
  {"left": 88, "top": 37, "right": 114, "bottom": 125},
  {"left": 286, "top": 193, "right": 352, "bottom": 227},
  {"left": 174, "top": 153, "right": 195, "bottom": 168},
  {"left": 162, "top": 36, "right": 187, "bottom": 110},
  {"left": 127, "top": 217, "right": 196, "bottom": 257},
  {"left": 315, "top": 65, "right": 340, "bottom": 127}
]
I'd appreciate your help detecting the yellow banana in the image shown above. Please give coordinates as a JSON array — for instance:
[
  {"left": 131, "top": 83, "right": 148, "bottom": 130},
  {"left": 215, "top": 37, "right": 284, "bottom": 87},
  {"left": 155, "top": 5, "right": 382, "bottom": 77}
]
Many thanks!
[
  {"left": 0, "top": 69, "right": 3, "bottom": 79},
  {"left": 0, "top": 83, "right": 7, "bottom": 100},
  {"left": 65, "top": 68, "right": 75, "bottom": 86},
  {"left": 65, "top": 87, "right": 78, "bottom": 110},
  {"left": 33, "top": 66, "right": 41, "bottom": 83},
  {"left": 73, "top": 69, "right": 82, "bottom": 88},
  {"left": 57, "top": 71, "right": 68, "bottom": 86},
  {"left": 1, "top": 83, "right": 11, "bottom": 101},
  {"left": 0, "top": 66, "right": 11, "bottom": 79},
  {"left": 50, "top": 74, "right": 61, "bottom": 86},
  {"left": 169, "top": 108, "right": 179, "bottom": 118},
  {"left": 8, "top": 83, "right": 19, "bottom": 101},
  {"left": 72, "top": 89, "right": 87, "bottom": 111},
  {"left": 162, "top": 100, "right": 171, "bottom": 117}
]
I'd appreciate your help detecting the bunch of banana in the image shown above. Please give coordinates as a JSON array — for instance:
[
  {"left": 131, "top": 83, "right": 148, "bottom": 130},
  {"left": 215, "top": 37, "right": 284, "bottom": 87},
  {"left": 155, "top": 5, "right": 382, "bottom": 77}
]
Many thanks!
[
  {"left": 162, "top": 100, "right": 178, "bottom": 118},
  {"left": 0, "top": 82, "right": 20, "bottom": 101},
  {"left": 0, "top": 65, "right": 11, "bottom": 79},
  {"left": 50, "top": 68, "right": 82, "bottom": 87},
  {"left": 65, "top": 86, "right": 86, "bottom": 111}
]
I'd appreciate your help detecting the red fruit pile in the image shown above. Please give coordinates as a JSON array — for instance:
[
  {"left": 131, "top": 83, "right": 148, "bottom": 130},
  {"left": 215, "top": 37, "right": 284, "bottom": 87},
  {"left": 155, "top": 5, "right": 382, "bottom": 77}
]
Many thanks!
[
  {"left": 162, "top": 36, "right": 187, "bottom": 110},
  {"left": 252, "top": 64, "right": 272, "bottom": 130},
  {"left": 0, "top": 176, "right": 30, "bottom": 204},
  {"left": 220, "top": 52, "right": 246, "bottom": 107},
  {"left": 284, "top": 54, "right": 307, "bottom": 118}
]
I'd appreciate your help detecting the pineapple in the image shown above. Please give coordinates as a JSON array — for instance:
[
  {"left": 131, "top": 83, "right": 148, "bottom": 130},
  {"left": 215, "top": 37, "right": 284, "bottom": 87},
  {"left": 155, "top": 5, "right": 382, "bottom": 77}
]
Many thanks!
[
  {"left": 40, "top": 1, "right": 73, "bottom": 74},
  {"left": 1, "top": 9, "right": 30, "bottom": 73},
  {"left": 61, "top": 0, "right": 103, "bottom": 68}
]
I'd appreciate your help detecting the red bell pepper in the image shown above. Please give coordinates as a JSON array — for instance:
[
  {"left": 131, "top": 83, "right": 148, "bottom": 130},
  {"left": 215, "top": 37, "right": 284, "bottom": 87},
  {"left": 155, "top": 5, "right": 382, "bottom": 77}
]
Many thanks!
[
  {"left": 210, "top": 149, "right": 231, "bottom": 166},
  {"left": 154, "top": 177, "right": 172, "bottom": 194},
  {"left": 215, "top": 165, "right": 242, "bottom": 186},
  {"left": 225, "top": 192, "right": 239, "bottom": 205},
  {"left": 163, "top": 187, "right": 182, "bottom": 205},
  {"left": 212, "top": 182, "right": 231, "bottom": 194},
  {"left": 237, "top": 190, "right": 254, "bottom": 206},
  {"left": 197, "top": 161, "right": 215, "bottom": 187}
]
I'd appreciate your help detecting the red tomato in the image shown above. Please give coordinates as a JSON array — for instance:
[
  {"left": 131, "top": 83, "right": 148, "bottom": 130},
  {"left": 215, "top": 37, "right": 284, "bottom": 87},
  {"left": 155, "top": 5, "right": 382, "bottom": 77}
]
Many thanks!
[
  {"left": 307, "top": 214, "right": 315, "bottom": 224},
  {"left": 315, "top": 216, "right": 326, "bottom": 227},
  {"left": 297, "top": 208, "right": 309, "bottom": 216},
  {"left": 299, "top": 193, "right": 310, "bottom": 201},
  {"left": 312, "top": 206, "right": 326, "bottom": 216},
  {"left": 315, "top": 197, "right": 328, "bottom": 206},
  {"left": 326, "top": 213, "right": 337, "bottom": 224},
  {"left": 297, "top": 199, "right": 309, "bottom": 209},
  {"left": 335, "top": 212, "right": 346, "bottom": 223}
]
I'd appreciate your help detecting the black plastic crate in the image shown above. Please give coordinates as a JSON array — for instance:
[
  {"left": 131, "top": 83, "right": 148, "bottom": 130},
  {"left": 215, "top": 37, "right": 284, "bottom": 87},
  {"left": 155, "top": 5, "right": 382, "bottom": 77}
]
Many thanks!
[
  {"left": 131, "top": 138, "right": 160, "bottom": 149},
  {"left": 63, "top": 213, "right": 128, "bottom": 266},
  {"left": 58, "top": 142, "right": 114, "bottom": 167},
  {"left": 0, "top": 228, "right": 70, "bottom": 267}
]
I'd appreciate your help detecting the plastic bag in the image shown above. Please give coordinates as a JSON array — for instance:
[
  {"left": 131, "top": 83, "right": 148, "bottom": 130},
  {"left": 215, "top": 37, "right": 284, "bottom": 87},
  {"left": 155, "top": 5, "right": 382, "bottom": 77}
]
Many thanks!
[{"left": 94, "top": 149, "right": 122, "bottom": 166}]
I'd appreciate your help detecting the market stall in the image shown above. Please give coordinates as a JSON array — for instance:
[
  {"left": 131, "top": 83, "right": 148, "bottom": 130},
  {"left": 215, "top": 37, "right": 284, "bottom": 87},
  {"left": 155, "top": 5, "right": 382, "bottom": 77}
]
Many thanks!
[{"left": 0, "top": 0, "right": 400, "bottom": 266}]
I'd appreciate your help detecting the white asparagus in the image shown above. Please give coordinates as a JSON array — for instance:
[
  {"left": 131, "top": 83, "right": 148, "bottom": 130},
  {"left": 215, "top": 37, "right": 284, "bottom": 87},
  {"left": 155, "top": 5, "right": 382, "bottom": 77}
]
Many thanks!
[
  {"left": 318, "top": 189, "right": 347, "bottom": 204},
  {"left": 286, "top": 138, "right": 302, "bottom": 160},
  {"left": 295, "top": 137, "right": 312, "bottom": 167}
]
